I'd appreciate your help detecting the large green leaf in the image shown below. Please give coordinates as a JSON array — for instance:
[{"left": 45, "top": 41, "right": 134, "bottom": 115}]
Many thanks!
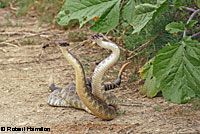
[
  {"left": 165, "top": 22, "right": 185, "bottom": 34},
  {"left": 131, "top": 4, "right": 157, "bottom": 34},
  {"left": 122, "top": 0, "right": 135, "bottom": 24},
  {"left": 57, "top": 0, "right": 120, "bottom": 33},
  {"left": 122, "top": 0, "right": 167, "bottom": 34},
  {"left": 90, "top": 0, "right": 120, "bottom": 32},
  {"left": 153, "top": 0, "right": 169, "bottom": 19},
  {"left": 153, "top": 39, "right": 200, "bottom": 103},
  {"left": 140, "top": 57, "right": 161, "bottom": 98}
]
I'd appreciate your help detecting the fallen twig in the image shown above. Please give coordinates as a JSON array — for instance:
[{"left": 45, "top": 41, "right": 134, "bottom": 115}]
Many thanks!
[
  {"left": 69, "top": 38, "right": 92, "bottom": 52},
  {"left": 191, "top": 31, "right": 200, "bottom": 38},
  {"left": 119, "top": 103, "right": 149, "bottom": 107},
  {"left": 0, "top": 31, "right": 50, "bottom": 46},
  {"left": 0, "top": 48, "right": 7, "bottom": 53},
  {"left": 170, "top": 5, "right": 196, "bottom": 12},
  {"left": 0, "top": 56, "right": 63, "bottom": 65},
  {"left": 9, "top": 2, "right": 17, "bottom": 11}
]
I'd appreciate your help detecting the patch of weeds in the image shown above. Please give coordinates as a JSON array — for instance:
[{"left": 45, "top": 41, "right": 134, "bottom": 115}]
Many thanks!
[
  {"left": 155, "top": 105, "right": 162, "bottom": 112},
  {"left": 39, "top": 14, "right": 53, "bottom": 24},
  {"left": 15, "top": 0, "right": 63, "bottom": 25},
  {"left": 112, "top": 69, "right": 118, "bottom": 74},
  {"left": 82, "top": 56, "right": 94, "bottom": 62},
  {"left": 116, "top": 110, "right": 127, "bottom": 115},
  {"left": 128, "top": 74, "right": 139, "bottom": 82},
  {"left": 0, "top": 0, "right": 8, "bottom": 8},
  {"left": 34, "top": 0, "right": 63, "bottom": 24},
  {"left": 16, "top": 22, "right": 23, "bottom": 27},
  {"left": 126, "top": 83, "right": 132, "bottom": 88},
  {"left": 68, "top": 31, "right": 87, "bottom": 42},
  {"left": 5, "top": 20, "right": 12, "bottom": 26},
  {"left": 191, "top": 98, "right": 200, "bottom": 110},
  {"left": 118, "top": 51, "right": 125, "bottom": 61},
  {"left": 83, "top": 65, "right": 90, "bottom": 73},
  {"left": 5, "top": 14, "right": 13, "bottom": 26},
  {"left": 0, "top": 39, "right": 5, "bottom": 42},
  {"left": 185, "top": 109, "right": 191, "bottom": 113},
  {"left": 24, "top": 39, "right": 34, "bottom": 45},
  {"left": 17, "top": 0, "right": 33, "bottom": 17}
]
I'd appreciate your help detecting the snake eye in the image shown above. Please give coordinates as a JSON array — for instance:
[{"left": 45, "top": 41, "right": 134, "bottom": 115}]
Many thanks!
[{"left": 58, "top": 41, "right": 70, "bottom": 46}]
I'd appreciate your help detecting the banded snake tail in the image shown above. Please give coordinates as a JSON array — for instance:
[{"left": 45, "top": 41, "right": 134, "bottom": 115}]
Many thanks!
[
  {"left": 47, "top": 60, "right": 128, "bottom": 110},
  {"left": 59, "top": 42, "right": 117, "bottom": 120}
]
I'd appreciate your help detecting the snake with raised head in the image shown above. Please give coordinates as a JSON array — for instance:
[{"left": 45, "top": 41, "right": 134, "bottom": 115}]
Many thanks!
[
  {"left": 48, "top": 34, "right": 127, "bottom": 120},
  {"left": 58, "top": 41, "right": 118, "bottom": 120},
  {"left": 91, "top": 34, "right": 120, "bottom": 107},
  {"left": 48, "top": 40, "right": 129, "bottom": 114}
]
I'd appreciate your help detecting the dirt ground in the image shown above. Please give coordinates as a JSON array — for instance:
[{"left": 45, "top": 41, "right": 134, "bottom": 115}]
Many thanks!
[{"left": 0, "top": 8, "right": 200, "bottom": 134}]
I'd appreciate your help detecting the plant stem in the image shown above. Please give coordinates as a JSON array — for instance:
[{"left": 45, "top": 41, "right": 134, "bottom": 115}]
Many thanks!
[
  {"left": 191, "top": 31, "right": 200, "bottom": 38},
  {"left": 183, "top": 9, "right": 200, "bottom": 37},
  {"left": 169, "top": 5, "right": 196, "bottom": 12}
]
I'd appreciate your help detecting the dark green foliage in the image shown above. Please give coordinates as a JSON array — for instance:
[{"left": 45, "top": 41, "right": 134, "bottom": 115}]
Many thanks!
[{"left": 0, "top": 0, "right": 8, "bottom": 8}]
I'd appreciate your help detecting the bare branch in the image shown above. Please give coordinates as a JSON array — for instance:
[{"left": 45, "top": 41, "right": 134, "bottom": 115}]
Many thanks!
[
  {"left": 127, "top": 34, "right": 160, "bottom": 60},
  {"left": 169, "top": 5, "right": 196, "bottom": 12},
  {"left": 0, "top": 32, "right": 50, "bottom": 46},
  {"left": 191, "top": 31, "right": 200, "bottom": 38},
  {"left": 183, "top": 9, "right": 200, "bottom": 37}
]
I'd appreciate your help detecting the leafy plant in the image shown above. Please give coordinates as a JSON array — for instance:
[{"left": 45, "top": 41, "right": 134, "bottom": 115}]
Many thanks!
[
  {"left": 57, "top": 0, "right": 200, "bottom": 103},
  {"left": 0, "top": 0, "right": 8, "bottom": 8},
  {"left": 140, "top": 4, "right": 200, "bottom": 103}
]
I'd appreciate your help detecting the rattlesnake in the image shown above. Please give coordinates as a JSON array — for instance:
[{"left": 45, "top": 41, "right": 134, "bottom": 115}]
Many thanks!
[
  {"left": 48, "top": 34, "right": 126, "bottom": 120},
  {"left": 48, "top": 46, "right": 129, "bottom": 113},
  {"left": 58, "top": 40, "right": 117, "bottom": 120}
]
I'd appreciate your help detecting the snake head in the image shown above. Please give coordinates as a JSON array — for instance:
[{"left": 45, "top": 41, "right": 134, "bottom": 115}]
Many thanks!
[
  {"left": 91, "top": 34, "right": 104, "bottom": 41},
  {"left": 58, "top": 41, "right": 70, "bottom": 47}
]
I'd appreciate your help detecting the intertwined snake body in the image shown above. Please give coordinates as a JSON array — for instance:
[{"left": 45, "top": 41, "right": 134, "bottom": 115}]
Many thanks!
[
  {"left": 48, "top": 67, "right": 125, "bottom": 113},
  {"left": 48, "top": 34, "right": 125, "bottom": 120},
  {"left": 59, "top": 41, "right": 117, "bottom": 120}
]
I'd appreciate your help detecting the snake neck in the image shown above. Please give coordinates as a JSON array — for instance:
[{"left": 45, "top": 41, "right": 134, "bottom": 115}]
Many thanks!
[
  {"left": 92, "top": 40, "right": 120, "bottom": 101},
  {"left": 60, "top": 47, "right": 116, "bottom": 120}
]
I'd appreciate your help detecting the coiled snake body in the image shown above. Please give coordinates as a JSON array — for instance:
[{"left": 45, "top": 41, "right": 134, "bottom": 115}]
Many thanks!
[{"left": 48, "top": 34, "right": 126, "bottom": 120}]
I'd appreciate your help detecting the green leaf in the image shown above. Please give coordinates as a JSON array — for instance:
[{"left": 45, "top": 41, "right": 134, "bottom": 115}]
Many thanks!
[
  {"left": 140, "top": 57, "right": 155, "bottom": 79},
  {"left": 165, "top": 22, "right": 185, "bottom": 34},
  {"left": 90, "top": 0, "right": 120, "bottom": 32},
  {"left": 57, "top": 0, "right": 120, "bottom": 32},
  {"left": 140, "top": 57, "right": 161, "bottom": 98},
  {"left": 173, "top": 0, "right": 182, "bottom": 8},
  {"left": 131, "top": 4, "right": 157, "bottom": 34},
  {"left": 186, "top": 20, "right": 198, "bottom": 28},
  {"left": 122, "top": 0, "right": 135, "bottom": 24},
  {"left": 153, "top": 39, "right": 200, "bottom": 103},
  {"left": 157, "top": 0, "right": 167, "bottom": 6},
  {"left": 153, "top": 0, "right": 168, "bottom": 19},
  {"left": 126, "top": 0, "right": 167, "bottom": 34}
]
